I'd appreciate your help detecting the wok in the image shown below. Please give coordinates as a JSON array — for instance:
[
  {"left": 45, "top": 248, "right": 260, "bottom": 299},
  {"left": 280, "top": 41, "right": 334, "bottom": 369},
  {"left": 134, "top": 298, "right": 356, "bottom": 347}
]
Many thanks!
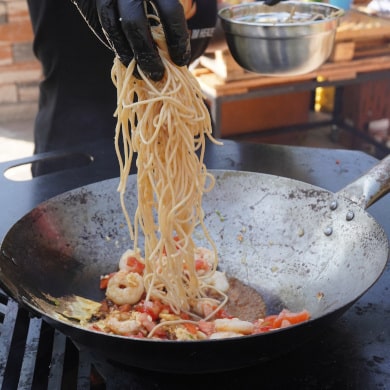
[{"left": 1, "top": 155, "right": 390, "bottom": 373}]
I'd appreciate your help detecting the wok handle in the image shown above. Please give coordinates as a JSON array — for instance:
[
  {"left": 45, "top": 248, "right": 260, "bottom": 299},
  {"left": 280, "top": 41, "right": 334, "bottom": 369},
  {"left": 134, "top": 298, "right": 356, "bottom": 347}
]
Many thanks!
[{"left": 337, "top": 153, "right": 390, "bottom": 210}]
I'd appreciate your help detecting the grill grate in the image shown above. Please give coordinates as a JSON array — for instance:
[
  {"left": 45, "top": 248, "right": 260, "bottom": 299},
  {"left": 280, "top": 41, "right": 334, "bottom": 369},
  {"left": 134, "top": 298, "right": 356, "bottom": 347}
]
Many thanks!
[
  {"left": 1, "top": 287, "right": 276, "bottom": 390},
  {"left": 0, "top": 288, "right": 166, "bottom": 389},
  {"left": 0, "top": 288, "right": 101, "bottom": 389}
]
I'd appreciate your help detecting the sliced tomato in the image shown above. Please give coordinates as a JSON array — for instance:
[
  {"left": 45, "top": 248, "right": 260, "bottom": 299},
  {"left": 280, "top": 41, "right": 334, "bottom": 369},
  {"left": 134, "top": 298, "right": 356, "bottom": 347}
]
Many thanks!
[
  {"left": 255, "top": 325, "right": 273, "bottom": 333},
  {"left": 99, "top": 272, "right": 116, "bottom": 290},
  {"left": 272, "top": 309, "right": 310, "bottom": 328},
  {"left": 254, "top": 310, "right": 310, "bottom": 333},
  {"left": 195, "top": 258, "right": 210, "bottom": 272},
  {"left": 261, "top": 314, "right": 278, "bottom": 327},
  {"left": 215, "top": 308, "right": 233, "bottom": 319},
  {"left": 282, "top": 309, "right": 310, "bottom": 325},
  {"left": 280, "top": 319, "right": 292, "bottom": 328},
  {"left": 126, "top": 256, "right": 145, "bottom": 275},
  {"left": 152, "top": 327, "right": 168, "bottom": 339},
  {"left": 184, "top": 322, "right": 198, "bottom": 335},
  {"left": 180, "top": 312, "right": 191, "bottom": 320},
  {"left": 253, "top": 315, "right": 277, "bottom": 333},
  {"left": 135, "top": 299, "right": 168, "bottom": 321}
]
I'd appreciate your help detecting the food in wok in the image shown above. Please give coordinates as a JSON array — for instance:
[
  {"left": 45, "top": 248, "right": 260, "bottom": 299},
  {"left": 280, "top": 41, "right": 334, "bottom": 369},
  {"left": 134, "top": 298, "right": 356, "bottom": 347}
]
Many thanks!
[{"left": 76, "top": 247, "right": 310, "bottom": 340}]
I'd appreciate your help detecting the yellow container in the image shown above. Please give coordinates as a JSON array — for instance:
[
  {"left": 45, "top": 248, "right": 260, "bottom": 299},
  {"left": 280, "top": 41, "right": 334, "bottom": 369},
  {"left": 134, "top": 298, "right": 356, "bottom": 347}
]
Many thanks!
[{"left": 315, "top": 76, "right": 335, "bottom": 113}]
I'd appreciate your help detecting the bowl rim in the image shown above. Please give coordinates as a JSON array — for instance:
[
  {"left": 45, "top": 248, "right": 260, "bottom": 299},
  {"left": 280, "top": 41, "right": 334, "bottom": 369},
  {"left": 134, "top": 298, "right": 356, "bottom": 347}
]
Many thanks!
[{"left": 218, "top": 1, "right": 344, "bottom": 28}]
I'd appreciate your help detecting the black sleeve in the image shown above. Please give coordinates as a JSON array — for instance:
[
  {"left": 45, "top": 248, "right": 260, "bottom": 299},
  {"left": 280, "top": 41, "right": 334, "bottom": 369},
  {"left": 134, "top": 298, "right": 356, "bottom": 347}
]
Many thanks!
[{"left": 186, "top": 0, "right": 218, "bottom": 62}]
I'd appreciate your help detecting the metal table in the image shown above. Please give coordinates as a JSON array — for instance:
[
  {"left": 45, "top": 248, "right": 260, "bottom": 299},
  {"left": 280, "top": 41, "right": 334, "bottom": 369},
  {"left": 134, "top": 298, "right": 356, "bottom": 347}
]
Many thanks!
[{"left": 0, "top": 139, "right": 389, "bottom": 389}]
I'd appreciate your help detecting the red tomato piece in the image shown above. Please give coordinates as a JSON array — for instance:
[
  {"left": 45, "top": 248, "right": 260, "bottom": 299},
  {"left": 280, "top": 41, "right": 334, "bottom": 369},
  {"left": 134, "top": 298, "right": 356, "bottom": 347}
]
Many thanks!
[
  {"left": 135, "top": 300, "right": 167, "bottom": 321},
  {"left": 126, "top": 256, "right": 145, "bottom": 274},
  {"left": 270, "top": 309, "right": 310, "bottom": 329},
  {"left": 184, "top": 323, "right": 198, "bottom": 335},
  {"left": 180, "top": 312, "right": 191, "bottom": 320},
  {"left": 281, "top": 309, "right": 310, "bottom": 325},
  {"left": 195, "top": 259, "right": 210, "bottom": 272},
  {"left": 99, "top": 272, "right": 115, "bottom": 290},
  {"left": 215, "top": 309, "right": 233, "bottom": 319}
]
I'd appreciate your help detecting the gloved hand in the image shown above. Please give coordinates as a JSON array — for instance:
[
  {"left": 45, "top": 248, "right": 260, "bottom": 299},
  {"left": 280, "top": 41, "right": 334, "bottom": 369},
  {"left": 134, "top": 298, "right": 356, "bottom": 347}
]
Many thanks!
[
  {"left": 263, "top": 0, "right": 284, "bottom": 5},
  {"left": 71, "top": 0, "right": 191, "bottom": 81}
]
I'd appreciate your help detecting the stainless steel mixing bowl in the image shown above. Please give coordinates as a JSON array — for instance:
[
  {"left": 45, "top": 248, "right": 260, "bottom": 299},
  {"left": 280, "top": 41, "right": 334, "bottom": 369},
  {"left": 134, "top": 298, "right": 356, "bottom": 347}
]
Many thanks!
[{"left": 218, "top": 1, "right": 343, "bottom": 76}]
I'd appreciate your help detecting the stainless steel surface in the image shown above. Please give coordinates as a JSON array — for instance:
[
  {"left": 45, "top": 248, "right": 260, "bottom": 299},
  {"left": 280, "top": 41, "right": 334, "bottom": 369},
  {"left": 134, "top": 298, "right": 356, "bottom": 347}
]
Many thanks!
[
  {"left": 0, "top": 290, "right": 97, "bottom": 389},
  {"left": 218, "top": 1, "right": 342, "bottom": 75}
]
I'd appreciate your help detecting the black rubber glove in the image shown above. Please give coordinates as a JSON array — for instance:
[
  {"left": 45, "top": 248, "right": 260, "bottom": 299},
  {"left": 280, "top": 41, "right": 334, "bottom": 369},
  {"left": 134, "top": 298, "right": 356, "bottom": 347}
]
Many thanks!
[
  {"left": 263, "top": 0, "right": 284, "bottom": 6},
  {"left": 71, "top": 0, "right": 191, "bottom": 81}
]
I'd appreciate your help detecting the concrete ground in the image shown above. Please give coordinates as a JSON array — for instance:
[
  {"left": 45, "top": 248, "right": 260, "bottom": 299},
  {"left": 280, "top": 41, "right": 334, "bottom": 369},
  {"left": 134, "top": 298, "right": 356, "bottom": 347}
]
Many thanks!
[
  {"left": 0, "top": 118, "right": 34, "bottom": 162},
  {"left": 0, "top": 118, "right": 34, "bottom": 180}
]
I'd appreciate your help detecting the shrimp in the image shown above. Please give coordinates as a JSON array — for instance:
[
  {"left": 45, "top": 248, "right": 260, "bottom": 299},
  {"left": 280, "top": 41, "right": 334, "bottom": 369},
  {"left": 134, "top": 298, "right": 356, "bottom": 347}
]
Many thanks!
[
  {"left": 105, "top": 312, "right": 140, "bottom": 335},
  {"left": 190, "top": 299, "right": 218, "bottom": 318},
  {"left": 209, "top": 331, "right": 243, "bottom": 339},
  {"left": 118, "top": 249, "right": 144, "bottom": 273},
  {"left": 214, "top": 318, "right": 254, "bottom": 335},
  {"left": 105, "top": 270, "right": 144, "bottom": 305},
  {"left": 204, "top": 271, "right": 230, "bottom": 293},
  {"left": 194, "top": 247, "right": 216, "bottom": 276}
]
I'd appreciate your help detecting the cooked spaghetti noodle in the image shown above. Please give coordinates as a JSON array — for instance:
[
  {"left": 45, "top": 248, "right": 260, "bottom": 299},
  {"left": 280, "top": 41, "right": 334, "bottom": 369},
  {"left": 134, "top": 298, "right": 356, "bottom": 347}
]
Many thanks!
[{"left": 111, "top": 14, "right": 222, "bottom": 317}]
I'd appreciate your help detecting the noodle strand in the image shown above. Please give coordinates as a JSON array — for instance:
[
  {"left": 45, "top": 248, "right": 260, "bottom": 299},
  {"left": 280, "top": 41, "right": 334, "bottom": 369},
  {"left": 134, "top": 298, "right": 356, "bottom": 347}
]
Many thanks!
[{"left": 112, "top": 22, "right": 223, "bottom": 314}]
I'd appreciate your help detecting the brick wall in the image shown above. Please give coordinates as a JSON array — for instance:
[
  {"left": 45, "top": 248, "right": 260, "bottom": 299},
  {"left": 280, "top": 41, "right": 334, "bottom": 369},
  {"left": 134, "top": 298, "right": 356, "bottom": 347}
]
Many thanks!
[{"left": 0, "top": 0, "right": 41, "bottom": 123}]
